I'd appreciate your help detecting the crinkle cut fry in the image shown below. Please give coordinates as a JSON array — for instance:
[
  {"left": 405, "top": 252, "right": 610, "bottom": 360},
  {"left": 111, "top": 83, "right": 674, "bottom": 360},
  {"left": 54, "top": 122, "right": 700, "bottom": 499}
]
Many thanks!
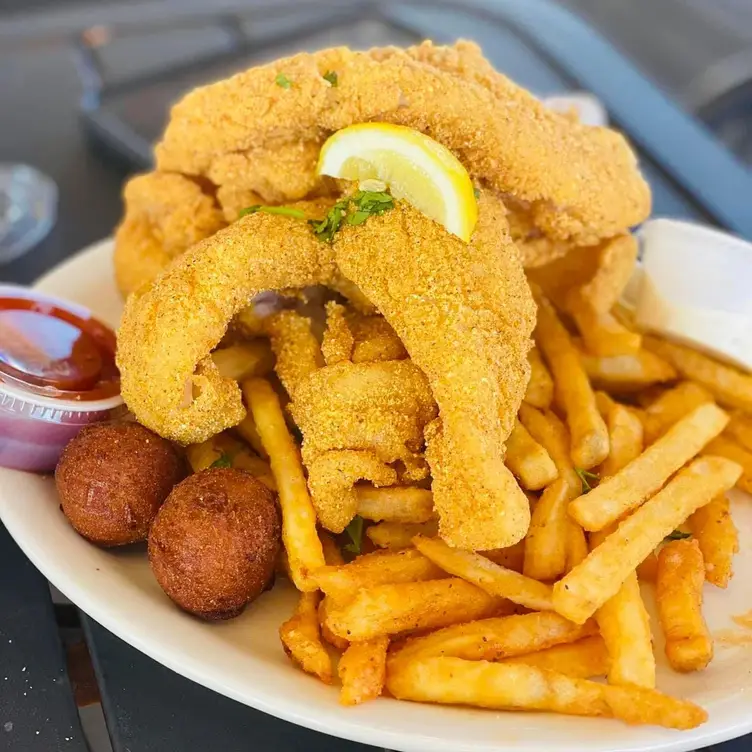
[
  {"left": 155, "top": 41, "right": 650, "bottom": 244},
  {"left": 335, "top": 197, "right": 535, "bottom": 550},
  {"left": 117, "top": 205, "right": 337, "bottom": 444}
]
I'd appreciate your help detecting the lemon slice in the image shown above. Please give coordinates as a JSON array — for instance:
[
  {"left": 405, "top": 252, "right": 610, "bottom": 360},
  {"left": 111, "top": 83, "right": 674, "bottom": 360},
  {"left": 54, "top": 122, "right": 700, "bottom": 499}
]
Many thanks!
[{"left": 317, "top": 123, "right": 478, "bottom": 241}]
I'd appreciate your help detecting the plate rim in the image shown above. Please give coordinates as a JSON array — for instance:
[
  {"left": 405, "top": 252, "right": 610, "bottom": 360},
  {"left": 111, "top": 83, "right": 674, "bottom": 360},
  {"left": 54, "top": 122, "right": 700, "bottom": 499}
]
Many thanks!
[{"left": 3, "top": 236, "right": 752, "bottom": 752}]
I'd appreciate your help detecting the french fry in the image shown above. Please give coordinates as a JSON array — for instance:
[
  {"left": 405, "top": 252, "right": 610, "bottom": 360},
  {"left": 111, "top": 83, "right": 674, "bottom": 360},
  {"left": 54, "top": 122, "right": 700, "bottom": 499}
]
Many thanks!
[
  {"left": 313, "top": 549, "right": 446, "bottom": 602},
  {"left": 656, "top": 539, "right": 713, "bottom": 672},
  {"left": 390, "top": 611, "right": 594, "bottom": 664},
  {"left": 703, "top": 435, "right": 752, "bottom": 493},
  {"left": 319, "top": 530, "right": 345, "bottom": 566},
  {"left": 386, "top": 657, "right": 706, "bottom": 729},
  {"left": 319, "top": 597, "right": 349, "bottom": 651},
  {"left": 568, "top": 297, "right": 641, "bottom": 357},
  {"left": 185, "top": 437, "right": 223, "bottom": 472},
  {"left": 533, "top": 292, "right": 609, "bottom": 469},
  {"left": 505, "top": 420, "right": 558, "bottom": 490},
  {"left": 326, "top": 579, "right": 506, "bottom": 641},
  {"left": 565, "top": 521, "right": 589, "bottom": 572},
  {"left": 482, "top": 541, "right": 526, "bottom": 573},
  {"left": 412, "top": 536, "right": 554, "bottom": 612},
  {"left": 214, "top": 433, "right": 277, "bottom": 489},
  {"left": 499, "top": 636, "right": 610, "bottom": 679},
  {"left": 639, "top": 382, "right": 714, "bottom": 444},
  {"left": 355, "top": 486, "right": 434, "bottom": 523},
  {"left": 280, "top": 591, "right": 333, "bottom": 683},
  {"left": 643, "top": 336, "right": 752, "bottom": 414},
  {"left": 517, "top": 404, "right": 577, "bottom": 482},
  {"left": 524, "top": 347, "right": 554, "bottom": 409},
  {"left": 234, "top": 411, "right": 268, "bottom": 458},
  {"left": 590, "top": 526, "right": 654, "bottom": 688},
  {"left": 570, "top": 403, "right": 730, "bottom": 532},
  {"left": 338, "top": 636, "right": 389, "bottom": 706},
  {"left": 554, "top": 457, "right": 741, "bottom": 624},
  {"left": 366, "top": 520, "right": 438, "bottom": 549},
  {"left": 211, "top": 340, "right": 274, "bottom": 381},
  {"left": 688, "top": 495, "right": 738, "bottom": 588},
  {"left": 579, "top": 349, "right": 677, "bottom": 391},
  {"left": 244, "top": 378, "right": 325, "bottom": 591},
  {"left": 727, "top": 411, "right": 752, "bottom": 452},
  {"left": 596, "top": 393, "right": 644, "bottom": 479}
]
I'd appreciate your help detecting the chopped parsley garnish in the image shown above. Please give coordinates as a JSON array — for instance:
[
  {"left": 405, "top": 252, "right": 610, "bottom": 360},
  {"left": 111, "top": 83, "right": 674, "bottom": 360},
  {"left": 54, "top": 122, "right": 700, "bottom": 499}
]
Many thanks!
[
  {"left": 238, "top": 205, "right": 307, "bottom": 219},
  {"left": 275, "top": 73, "right": 292, "bottom": 89},
  {"left": 309, "top": 190, "right": 394, "bottom": 243},
  {"left": 210, "top": 453, "right": 232, "bottom": 469},
  {"left": 473, "top": 187, "right": 481, "bottom": 199},
  {"left": 575, "top": 467, "right": 600, "bottom": 494},
  {"left": 343, "top": 515, "right": 365, "bottom": 555},
  {"left": 665, "top": 529, "right": 692, "bottom": 541},
  {"left": 323, "top": 70, "right": 338, "bottom": 86}
]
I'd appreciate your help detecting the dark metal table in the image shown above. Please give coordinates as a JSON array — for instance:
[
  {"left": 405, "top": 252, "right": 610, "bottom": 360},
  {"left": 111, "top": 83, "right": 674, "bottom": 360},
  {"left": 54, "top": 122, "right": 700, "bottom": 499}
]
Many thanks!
[{"left": 1, "top": 2, "right": 751, "bottom": 751}]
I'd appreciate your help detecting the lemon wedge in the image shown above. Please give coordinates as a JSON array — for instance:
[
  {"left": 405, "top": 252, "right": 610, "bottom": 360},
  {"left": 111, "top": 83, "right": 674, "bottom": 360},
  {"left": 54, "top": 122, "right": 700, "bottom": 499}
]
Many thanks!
[{"left": 317, "top": 123, "right": 478, "bottom": 241}]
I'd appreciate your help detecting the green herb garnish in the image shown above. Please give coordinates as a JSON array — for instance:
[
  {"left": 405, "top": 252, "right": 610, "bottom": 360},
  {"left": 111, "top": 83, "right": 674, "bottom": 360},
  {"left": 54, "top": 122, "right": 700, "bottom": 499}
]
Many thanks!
[
  {"left": 210, "top": 453, "right": 232, "bottom": 469},
  {"left": 575, "top": 467, "right": 600, "bottom": 494},
  {"left": 275, "top": 73, "right": 292, "bottom": 89},
  {"left": 665, "top": 530, "right": 692, "bottom": 541},
  {"left": 473, "top": 187, "right": 481, "bottom": 199},
  {"left": 323, "top": 70, "right": 338, "bottom": 86},
  {"left": 238, "top": 205, "right": 307, "bottom": 219},
  {"left": 343, "top": 515, "right": 365, "bottom": 555},
  {"left": 309, "top": 190, "right": 394, "bottom": 243}
]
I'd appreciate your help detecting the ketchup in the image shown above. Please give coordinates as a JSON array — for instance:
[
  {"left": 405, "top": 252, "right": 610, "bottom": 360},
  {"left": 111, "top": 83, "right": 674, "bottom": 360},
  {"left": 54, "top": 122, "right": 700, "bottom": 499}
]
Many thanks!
[{"left": 0, "top": 297, "right": 119, "bottom": 401}]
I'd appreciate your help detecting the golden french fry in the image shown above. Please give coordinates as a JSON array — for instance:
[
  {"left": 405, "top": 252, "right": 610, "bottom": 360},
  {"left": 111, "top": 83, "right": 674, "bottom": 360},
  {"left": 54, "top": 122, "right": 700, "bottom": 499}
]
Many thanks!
[
  {"left": 727, "top": 411, "right": 752, "bottom": 452},
  {"left": 568, "top": 298, "right": 641, "bottom": 357},
  {"left": 366, "top": 520, "right": 438, "bottom": 549},
  {"left": 313, "top": 549, "right": 445, "bottom": 602},
  {"left": 355, "top": 486, "right": 434, "bottom": 523},
  {"left": 318, "top": 596, "right": 349, "bottom": 651},
  {"left": 565, "top": 521, "right": 589, "bottom": 572},
  {"left": 235, "top": 411, "right": 268, "bottom": 458},
  {"left": 326, "top": 578, "right": 506, "bottom": 641},
  {"left": 499, "top": 636, "right": 610, "bottom": 679},
  {"left": 533, "top": 292, "right": 609, "bottom": 469},
  {"left": 597, "top": 394, "right": 644, "bottom": 479},
  {"left": 703, "top": 435, "right": 752, "bottom": 493},
  {"left": 517, "top": 405, "right": 578, "bottom": 484},
  {"left": 524, "top": 477, "right": 579, "bottom": 581},
  {"left": 385, "top": 657, "right": 706, "bottom": 729},
  {"left": 644, "top": 336, "right": 752, "bottom": 414},
  {"left": 570, "top": 403, "right": 729, "bottom": 532},
  {"left": 185, "top": 437, "right": 223, "bottom": 472},
  {"left": 244, "top": 378, "right": 325, "bottom": 591},
  {"left": 412, "top": 535, "right": 554, "bottom": 611},
  {"left": 524, "top": 347, "right": 554, "bottom": 409},
  {"left": 579, "top": 349, "right": 677, "bottom": 391},
  {"left": 390, "top": 611, "right": 594, "bottom": 664},
  {"left": 590, "top": 525, "right": 654, "bottom": 688},
  {"left": 280, "top": 591, "right": 333, "bottom": 683},
  {"left": 640, "top": 382, "right": 714, "bottom": 444},
  {"left": 211, "top": 340, "right": 275, "bottom": 381},
  {"left": 213, "top": 433, "right": 277, "bottom": 488},
  {"left": 554, "top": 457, "right": 741, "bottom": 624},
  {"left": 688, "top": 495, "right": 738, "bottom": 588},
  {"left": 482, "top": 541, "right": 526, "bottom": 573},
  {"left": 657, "top": 539, "right": 713, "bottom": 672},
  {"left": 505, "top": 420, "right": 558, "bottom": 491},
  {"left": 338, "top": 636, "right": 389, "bottom": 706}
]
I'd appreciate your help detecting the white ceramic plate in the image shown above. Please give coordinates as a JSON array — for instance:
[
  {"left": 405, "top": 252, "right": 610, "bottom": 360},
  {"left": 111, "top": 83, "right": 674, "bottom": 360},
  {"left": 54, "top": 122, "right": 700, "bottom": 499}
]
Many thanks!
[{"left": 3, "top": 238, "right": 752, "bottom": 752}]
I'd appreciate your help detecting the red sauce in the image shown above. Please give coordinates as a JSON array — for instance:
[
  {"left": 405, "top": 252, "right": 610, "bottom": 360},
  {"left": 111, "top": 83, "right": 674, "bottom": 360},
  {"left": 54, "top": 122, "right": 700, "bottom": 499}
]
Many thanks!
[{"left": 0, "top": 297, "right": 119, "bottom": 401}]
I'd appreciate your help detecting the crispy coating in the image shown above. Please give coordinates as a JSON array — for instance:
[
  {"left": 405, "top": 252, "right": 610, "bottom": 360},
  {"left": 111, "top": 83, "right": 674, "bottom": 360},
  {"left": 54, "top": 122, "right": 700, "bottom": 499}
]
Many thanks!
[
  {"left": 114, "top": 173, "right": 226, "bottom": 296},
  {"left": 321, "top": 301, "right": 354, "bottom": 365},
  {"left": 265, "top": 310, "right": 324, "bottom": 397},
  {"left": 335, "top": 196, "right": 535, "bottom": 549},
  {"left": 156, "top": 41, "right": 649, "bottom": 244},
  {"left": 348, "top": 313, "right": 407, "bottom": 363},
  {"left": 117, "top": 203, "right": 337, "bottom": 444},
  {"left": 307, "top": 450, "right": 397, "bottom": 532}
]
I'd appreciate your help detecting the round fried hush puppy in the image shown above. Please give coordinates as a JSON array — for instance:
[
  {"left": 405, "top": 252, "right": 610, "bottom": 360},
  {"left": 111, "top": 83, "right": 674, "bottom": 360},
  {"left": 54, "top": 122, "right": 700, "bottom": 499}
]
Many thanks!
[
  {"left": 148, "top": 469, "right": 281, "bottom": 620},
  {"left": 55, "top": 422, "right": 186, "bottom": 546}
]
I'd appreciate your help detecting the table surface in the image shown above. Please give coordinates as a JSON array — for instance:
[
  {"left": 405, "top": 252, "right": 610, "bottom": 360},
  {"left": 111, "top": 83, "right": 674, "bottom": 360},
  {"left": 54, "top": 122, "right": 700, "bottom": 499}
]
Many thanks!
[{"left": 1, "top": 2, "right": 751, "bottom": 751}]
